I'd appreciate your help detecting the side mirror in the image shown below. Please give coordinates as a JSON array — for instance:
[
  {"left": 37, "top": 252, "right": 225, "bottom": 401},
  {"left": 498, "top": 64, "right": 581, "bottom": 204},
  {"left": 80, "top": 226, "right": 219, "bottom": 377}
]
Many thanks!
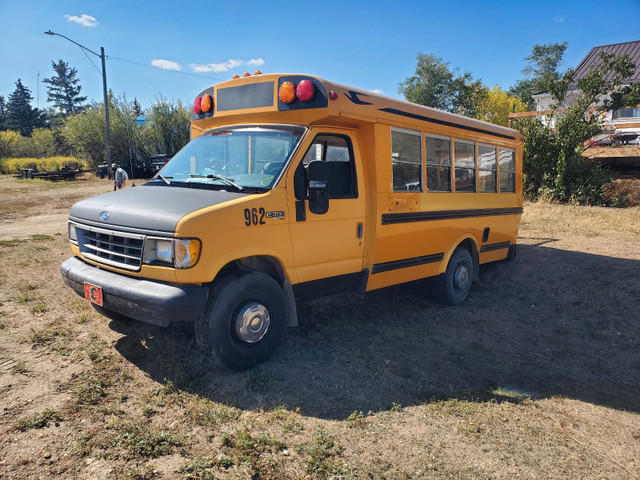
[{"left": 306, "top": 160, "right": 329, "bottom": 215}]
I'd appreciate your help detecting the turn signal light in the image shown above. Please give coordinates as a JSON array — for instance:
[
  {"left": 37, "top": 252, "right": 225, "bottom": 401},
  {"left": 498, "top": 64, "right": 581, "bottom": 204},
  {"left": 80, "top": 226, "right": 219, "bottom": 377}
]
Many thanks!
[
  {"left": 278, "top": 81, "right": 296, "bottom": 104},
  {"left": 193, "top": 96, "right": 202, "bottom": 114},
  {"left": 296, "top": 80, "right": 316, "bottom": 102},
  {"left": 201, "top": 94, "right": 213, "bottom": 113}
]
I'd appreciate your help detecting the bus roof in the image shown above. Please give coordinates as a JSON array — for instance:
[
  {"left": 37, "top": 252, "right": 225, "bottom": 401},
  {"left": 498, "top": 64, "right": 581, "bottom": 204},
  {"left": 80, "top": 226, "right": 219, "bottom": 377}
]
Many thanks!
[{"left": 191, "top": 73, "right": 522, "bottom": 143}]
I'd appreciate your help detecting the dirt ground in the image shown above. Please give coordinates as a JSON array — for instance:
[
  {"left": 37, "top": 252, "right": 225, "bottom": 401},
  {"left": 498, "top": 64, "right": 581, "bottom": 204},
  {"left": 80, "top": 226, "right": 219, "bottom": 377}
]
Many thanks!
[{"left": 0, "top": 174, "right": 639, "bottom": 479}]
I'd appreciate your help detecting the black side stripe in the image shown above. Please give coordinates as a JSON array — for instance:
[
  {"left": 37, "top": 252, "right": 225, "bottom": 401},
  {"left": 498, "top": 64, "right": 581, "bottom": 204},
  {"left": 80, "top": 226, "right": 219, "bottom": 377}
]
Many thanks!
[
  {"left": 480, "top": 241, "right": 511, "bottom": 253},
  {"left": 372, "top": 253, "right": 444, "bottom": 274},
  {"left": 379, "top": 107, "right": 516, "bottom": 140},
  {"left": 381, "top": 207, "right": 523, "bottom": 225}
]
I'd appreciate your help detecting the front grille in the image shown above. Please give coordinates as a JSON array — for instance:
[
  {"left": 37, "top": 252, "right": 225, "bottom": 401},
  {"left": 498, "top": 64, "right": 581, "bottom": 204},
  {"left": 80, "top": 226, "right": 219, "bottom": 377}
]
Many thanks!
[{"left": 75, "top": 224, "right": 144, "bottom": 271}]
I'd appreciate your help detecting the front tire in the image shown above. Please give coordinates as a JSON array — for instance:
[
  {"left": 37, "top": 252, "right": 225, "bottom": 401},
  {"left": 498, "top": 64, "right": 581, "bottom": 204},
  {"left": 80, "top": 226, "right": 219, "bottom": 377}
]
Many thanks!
[
  {"left": 195, "top": 272, "right": 286, "bottom": 370},
  {"left": 433, "top": 248, "right": 474, "bottom": 305}
]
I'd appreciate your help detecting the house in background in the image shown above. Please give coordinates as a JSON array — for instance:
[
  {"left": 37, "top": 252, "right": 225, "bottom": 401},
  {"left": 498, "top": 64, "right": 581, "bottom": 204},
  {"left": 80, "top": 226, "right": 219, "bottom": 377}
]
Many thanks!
[{"left": 511, "top": 40, "right": 640, "bottom": 168}]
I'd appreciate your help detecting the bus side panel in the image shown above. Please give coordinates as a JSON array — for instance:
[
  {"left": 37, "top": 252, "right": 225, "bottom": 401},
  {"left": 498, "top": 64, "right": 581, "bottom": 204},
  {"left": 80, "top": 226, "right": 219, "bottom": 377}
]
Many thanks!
[{"left": 365, "top": 124, "right": 522, "bottom": 292}]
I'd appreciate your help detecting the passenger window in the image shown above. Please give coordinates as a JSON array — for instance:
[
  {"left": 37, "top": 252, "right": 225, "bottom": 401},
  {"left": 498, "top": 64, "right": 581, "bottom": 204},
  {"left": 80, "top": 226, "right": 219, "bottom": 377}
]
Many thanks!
[
  {"left": 499, "top": 148, "right": 516, "bottom": 193},
  {"left": 391, "top": 128, "right": 422, "bottom": 192},
  {"left": 454, "top": 140, "right": 476, "bottom": 192},
  {"left": 298, "top": 134, "right": 357, "bottom": 198},
  {"left": 426, "top": 134, "right": 451, "bottom": 192},
  {"left": 478, "top": 144, "right": 497, "bottom": 193}
]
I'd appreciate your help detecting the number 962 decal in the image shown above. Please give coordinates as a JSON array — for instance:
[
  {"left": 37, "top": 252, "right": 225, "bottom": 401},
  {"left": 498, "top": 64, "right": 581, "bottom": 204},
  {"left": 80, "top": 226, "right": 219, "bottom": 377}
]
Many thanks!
[{"left": 244, "top": 208, "right": 285, "bottom": 226}]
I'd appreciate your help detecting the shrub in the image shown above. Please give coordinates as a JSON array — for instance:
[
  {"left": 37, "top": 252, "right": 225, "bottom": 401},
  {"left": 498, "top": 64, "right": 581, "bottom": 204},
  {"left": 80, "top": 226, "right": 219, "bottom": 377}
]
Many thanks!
[
  {"left": 603, "top": 179, "right": 640, "bottom": 207},
  {"left": 0, "top": 156, "right": 86, "bottom": 174}
]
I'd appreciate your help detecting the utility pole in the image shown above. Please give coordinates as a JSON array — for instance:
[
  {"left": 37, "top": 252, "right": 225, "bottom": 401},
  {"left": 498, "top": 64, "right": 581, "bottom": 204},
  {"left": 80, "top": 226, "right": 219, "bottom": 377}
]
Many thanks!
[{"left": 44, "top": 31, "right": 112, "bottom": 179}]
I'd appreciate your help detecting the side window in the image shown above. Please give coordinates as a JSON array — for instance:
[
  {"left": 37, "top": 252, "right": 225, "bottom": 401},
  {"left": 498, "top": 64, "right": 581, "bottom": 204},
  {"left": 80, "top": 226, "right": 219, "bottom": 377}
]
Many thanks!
[
  {"left": 426, "top": 134, "right": 451, "bottom": 192},
  {"left": 478, "top": 144, "right": 497, "bottom": 193},
  {"left": 391, "top": 128, "right": 422, "bottom": 192},
  {"left": 454, "top": 139, "right": 476, "bottom": 192},
  {"left": 499, "top": 148, "right": 516, "bottom": 193},
  {"left": 298, "top": 134, "right": 357, "bottom": 198}
]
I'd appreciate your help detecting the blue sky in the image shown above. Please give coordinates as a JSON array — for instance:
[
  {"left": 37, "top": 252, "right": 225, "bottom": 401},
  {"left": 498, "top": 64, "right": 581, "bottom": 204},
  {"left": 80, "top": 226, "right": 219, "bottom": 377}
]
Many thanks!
[{"left": 1, "top": 0, "right": 639, "bottom": 110}]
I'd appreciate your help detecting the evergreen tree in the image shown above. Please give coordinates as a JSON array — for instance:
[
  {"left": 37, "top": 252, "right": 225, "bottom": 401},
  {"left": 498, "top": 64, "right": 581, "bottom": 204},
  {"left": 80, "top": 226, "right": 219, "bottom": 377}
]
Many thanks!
[
  {"left": 5, "top": 79, "right": 47, "bottom": 136},
  {"left": 43, "top": 59, "right": 87, "bottom": 115},
  {"left": 132, "top": 98, "right": 144, "bottom": 116},
  {"left": 0, "top": 96, "right": 6, "bottom": 131}
]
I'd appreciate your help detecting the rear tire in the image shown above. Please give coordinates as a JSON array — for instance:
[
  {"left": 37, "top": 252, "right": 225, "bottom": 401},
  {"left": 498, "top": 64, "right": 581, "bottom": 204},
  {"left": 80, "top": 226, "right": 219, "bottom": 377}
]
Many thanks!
[
  {"left": 195, "top": 272, "right": 286, "bottom": 370},
  {"left": 434, "top": 248, "right": 474, "bottom": 305}
]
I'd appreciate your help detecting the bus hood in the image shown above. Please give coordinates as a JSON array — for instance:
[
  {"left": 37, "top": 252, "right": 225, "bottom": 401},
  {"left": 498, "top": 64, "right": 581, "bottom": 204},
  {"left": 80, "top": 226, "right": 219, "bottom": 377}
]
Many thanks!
[{"left": 69, "top": 185, "right": 246, "bottom": 234}]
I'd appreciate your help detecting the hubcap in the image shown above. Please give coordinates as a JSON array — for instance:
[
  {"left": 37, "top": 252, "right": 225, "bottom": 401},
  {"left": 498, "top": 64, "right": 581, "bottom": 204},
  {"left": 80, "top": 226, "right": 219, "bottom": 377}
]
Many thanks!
[
  {"left": 453, "top": 264, "right": 469, "bottom": 290},
  {"left": 235, "top": 302, "right": 271, "bottom": 343}
]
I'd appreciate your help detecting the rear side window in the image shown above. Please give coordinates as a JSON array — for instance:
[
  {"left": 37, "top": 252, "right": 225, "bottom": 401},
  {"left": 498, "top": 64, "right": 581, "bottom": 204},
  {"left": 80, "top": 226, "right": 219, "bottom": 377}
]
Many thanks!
[
  {"left": 426, "top": 134, "right": 451, "bottom": 192},
  {"left": 391, "top": 128, "right": 422, "bottom": 192},
  {"left": 499, "top": 148, "right": 516, "bottom": 193},
  {"left": 478, "top": 144, "right": 497, "bottom": 193},
  {"left": 454, "top": 140, "right": 476, "bottom": 192}
]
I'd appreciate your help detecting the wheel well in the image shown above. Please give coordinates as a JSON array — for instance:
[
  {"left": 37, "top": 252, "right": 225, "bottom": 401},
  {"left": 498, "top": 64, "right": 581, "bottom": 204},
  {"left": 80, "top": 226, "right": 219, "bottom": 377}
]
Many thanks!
[
  {"left": 215, "top": 256, "right": 286, "bottom": 287},
  {"left": 455, "top": 238, "right": 480, "bottom": 282}
]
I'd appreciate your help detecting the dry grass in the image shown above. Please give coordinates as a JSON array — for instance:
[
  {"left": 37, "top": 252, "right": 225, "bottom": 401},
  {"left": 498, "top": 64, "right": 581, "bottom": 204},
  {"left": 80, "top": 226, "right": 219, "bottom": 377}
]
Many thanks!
[
  {"left": 603, "top": 178, "right": 640, "bottom": 207},
  {"left": 0, "top": 174, "right": 638, "bottom": 479}
]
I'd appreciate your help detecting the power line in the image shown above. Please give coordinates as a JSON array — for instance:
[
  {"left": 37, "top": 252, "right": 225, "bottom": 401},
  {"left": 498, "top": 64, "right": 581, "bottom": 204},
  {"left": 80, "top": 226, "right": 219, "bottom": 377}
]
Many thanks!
[
  {"left": 107, "top": 55, "right": 223, "bottom": 81},
  {"left": 78, "top": 45, "right": 103, "bottom": 75}
]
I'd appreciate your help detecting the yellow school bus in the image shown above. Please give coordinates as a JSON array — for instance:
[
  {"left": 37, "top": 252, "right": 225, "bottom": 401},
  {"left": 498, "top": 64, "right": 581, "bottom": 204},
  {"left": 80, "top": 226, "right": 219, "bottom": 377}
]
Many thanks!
[{"left": 61, "top": 73, "right": 522, "bottom": 369}]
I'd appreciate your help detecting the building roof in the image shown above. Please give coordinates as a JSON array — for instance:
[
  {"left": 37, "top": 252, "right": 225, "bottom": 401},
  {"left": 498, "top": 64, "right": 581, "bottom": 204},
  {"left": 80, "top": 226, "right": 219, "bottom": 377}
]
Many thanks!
[{"left": 572, "top": 40, "right": 640, "bottom": 85}]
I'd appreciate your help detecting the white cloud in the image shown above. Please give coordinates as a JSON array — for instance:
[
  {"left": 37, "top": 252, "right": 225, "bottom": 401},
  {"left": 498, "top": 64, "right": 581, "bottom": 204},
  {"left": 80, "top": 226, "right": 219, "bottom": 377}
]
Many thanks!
[
  {"left": 191, "top": 58, "right": 265, "bottom": 73},
  {"left": 151, "top": 59, "right": 182, "bottom": 71},
  {"left": 553, "top": 16, "right": 565, "bottom": 23},
  {"left": 64, "top": 14, "right": 98, "bottom": 27}
]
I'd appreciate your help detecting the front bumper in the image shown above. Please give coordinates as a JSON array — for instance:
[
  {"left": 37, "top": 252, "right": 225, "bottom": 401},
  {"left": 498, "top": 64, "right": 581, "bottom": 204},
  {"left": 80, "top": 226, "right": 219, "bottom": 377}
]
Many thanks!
[{"left": 61, "top": 257, "right": 209, "bottom": 327}]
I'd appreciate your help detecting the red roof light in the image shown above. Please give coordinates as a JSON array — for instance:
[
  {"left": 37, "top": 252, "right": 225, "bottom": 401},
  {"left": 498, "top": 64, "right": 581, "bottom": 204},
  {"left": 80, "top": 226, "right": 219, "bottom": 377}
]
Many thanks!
[
  {"left": 296, "top": 80, "right": 316, "bottom": 102},
  {"left": 193, "top": 96, "right": 202, "bottom": 114}
]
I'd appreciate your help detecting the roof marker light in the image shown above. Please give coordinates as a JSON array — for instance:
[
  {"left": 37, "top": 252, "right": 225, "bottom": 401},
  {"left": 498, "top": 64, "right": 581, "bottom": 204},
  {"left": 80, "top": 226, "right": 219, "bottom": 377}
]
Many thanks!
[
  {"left": 243, "top": 72, "right": 251, "bottom": 77},
  {"left": 193, "top": 96, "right": 202, "bottom": 114},
  {"left": 201, "top": 94, "right": 213, "bottom": 113},
  {"left": 296, "top": 80, "right": 316, "bottom": 102},
  {"left": 232, "top": 74, "right": 240, "bottom": 79},
  {"left": 254, "top": 70, "right": 262, "bottom": 75},
  {"left": 279, "top": 81, "right": 296, "bottom": 104}
]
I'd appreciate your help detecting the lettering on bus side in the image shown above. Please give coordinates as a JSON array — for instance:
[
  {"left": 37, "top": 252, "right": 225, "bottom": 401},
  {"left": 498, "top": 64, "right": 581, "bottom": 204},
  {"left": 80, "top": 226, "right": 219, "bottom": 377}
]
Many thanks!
[{"left": 243, "top": 208, "right": 285, "bottom": 226}]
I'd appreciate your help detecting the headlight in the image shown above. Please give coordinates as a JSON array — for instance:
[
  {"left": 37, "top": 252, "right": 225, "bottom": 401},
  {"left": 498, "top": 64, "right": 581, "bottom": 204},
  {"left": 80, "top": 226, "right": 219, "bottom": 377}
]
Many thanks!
[
  {"left": 143, "top": 237, "right": 201, "bottom": 269},
  {"left": 68, "top": 222, "right": 77, "bottom": 243}
]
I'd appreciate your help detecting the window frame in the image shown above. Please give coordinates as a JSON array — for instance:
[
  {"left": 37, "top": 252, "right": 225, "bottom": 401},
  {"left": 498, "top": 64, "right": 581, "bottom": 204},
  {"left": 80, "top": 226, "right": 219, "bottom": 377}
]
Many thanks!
[
  {"left": 391, "top": 126, "right": 423, "bottom": 193},
  {"left": 425, "top": 133, "right": 452, "bottom": 192},
  {"left": 294, "top": 132, "right": 359, "bottom": 200},
  {"left": 477, "top": 143, "right": 497, "bottom": 193},
  {"left": 498, "top": 147, "right": 516, "bottom": 193},
  {"left": 453, "top": 138, "right": 477, "bottom": 193}
]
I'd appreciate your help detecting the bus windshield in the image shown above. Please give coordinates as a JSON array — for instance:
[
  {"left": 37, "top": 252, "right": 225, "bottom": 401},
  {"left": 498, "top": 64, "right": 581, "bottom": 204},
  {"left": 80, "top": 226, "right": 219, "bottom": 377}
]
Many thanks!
[{"left": 152, "top": 125, "right": 306, "bottom": 191}]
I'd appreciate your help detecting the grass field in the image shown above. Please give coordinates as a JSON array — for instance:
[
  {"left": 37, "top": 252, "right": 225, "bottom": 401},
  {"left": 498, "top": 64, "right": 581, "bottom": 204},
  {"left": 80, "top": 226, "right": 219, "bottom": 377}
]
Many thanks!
[{"left": 0, "top": 174, "right": 638, "bottom": 479}]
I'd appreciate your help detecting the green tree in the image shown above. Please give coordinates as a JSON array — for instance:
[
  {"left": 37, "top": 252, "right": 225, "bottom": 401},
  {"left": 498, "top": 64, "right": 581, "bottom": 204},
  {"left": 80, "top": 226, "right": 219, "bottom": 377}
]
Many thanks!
[
  {"left": 5, "top": 79, "right": 48, "bottom": 136},
  {"left": 474, "top": 86, "right": 527, "bottom": 126},
  {"left": 141, "top": 99, "right": 190, "bottom": 155},
  {"left": 509, "top": 42, "right": 568, "bottom": 109},
  {"left": 516, "top": 51, "right": 640, "bottom": 204},
  {"left": 43, "top": 60, "right": 87, "bottom": 116},
  {"left": 132, "top": 98, "right": 144, "bottom": 116},
  {"left": 399, "top": 53, "right": 487, "bottom": 116}
]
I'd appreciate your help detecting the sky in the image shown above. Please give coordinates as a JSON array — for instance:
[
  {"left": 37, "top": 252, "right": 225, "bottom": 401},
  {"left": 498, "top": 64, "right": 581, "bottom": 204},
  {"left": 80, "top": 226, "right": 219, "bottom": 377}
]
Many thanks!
[{"left": 1, "top": 0, "right": 639, "bottom": 111}]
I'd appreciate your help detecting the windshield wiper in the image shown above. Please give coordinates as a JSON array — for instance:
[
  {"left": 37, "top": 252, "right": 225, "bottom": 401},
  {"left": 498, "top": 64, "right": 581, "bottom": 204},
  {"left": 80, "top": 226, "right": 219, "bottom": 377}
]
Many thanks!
[
  {"left": 189, "top": 174, "right": 243, "bottom": 191},
  {"left": 153, "top": 174, "right": 172, "bottom": 185}
]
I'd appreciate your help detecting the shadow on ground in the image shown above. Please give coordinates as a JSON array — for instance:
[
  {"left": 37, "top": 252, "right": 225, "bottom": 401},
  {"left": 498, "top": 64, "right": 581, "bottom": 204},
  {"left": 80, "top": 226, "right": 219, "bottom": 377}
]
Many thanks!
[{"left": 112, "top": 241, "right": 640, "bottom": 419}]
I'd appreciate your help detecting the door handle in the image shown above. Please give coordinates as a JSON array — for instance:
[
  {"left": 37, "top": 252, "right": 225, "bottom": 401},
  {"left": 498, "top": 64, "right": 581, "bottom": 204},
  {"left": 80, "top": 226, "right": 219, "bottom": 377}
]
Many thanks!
[{"left": 357, "top": 223, "right": 364, "bottom": 238}]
